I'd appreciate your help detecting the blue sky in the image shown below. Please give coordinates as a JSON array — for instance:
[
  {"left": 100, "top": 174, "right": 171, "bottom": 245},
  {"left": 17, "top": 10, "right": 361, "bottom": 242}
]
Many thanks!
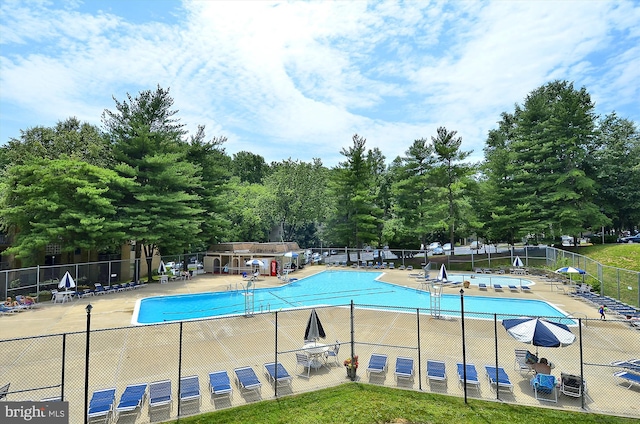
[{"left": 1, "top": 0, "right": 639, "bottom": 167}]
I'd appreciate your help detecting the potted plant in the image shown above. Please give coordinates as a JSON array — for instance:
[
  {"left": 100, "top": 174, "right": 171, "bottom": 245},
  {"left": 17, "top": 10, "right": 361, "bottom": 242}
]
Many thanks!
[
  {"left": 463, "top": 280, "right": 471, "bottom": 288},
  {"left": 344, "top": 355, "right": 358, "bottom": 380}
]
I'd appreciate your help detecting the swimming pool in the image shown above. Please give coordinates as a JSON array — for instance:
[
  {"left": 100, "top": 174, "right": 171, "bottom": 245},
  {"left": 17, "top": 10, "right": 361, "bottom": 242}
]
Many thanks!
[{"left": 133, "top": 271, "right": 573, "bottom": 325}]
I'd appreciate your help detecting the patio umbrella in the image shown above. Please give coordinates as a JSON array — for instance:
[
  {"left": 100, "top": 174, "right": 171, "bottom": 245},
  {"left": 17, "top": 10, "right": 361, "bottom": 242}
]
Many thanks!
[
  {"left": 58, "top": 271, "right": 76, "bottom": 290},
  {"left": 502, "top": 317, "right": 575, "bottom": 355},
  {"left": 158, "top": 261, "right": 167, "bottom": 275},
  {"left": 555, "top": 266, "right": 585, "bottom": 274},
  {"left": 437, "top": 264, "right": 448, "bottom": 281},
  {"left": 245, "top": 259, "right": 265, "bottom": 267},
  {"left": 304, "top": 309, "right": 326, "bottom": 342},
  {"left": 283, "top": 252, "right": 299, "bottom": 258},
  {"left": 513, "top": 256, "right": 524, "bottom": 267},
  {"left": 555, "top": 266, "right": 586, "bottom": 284}
]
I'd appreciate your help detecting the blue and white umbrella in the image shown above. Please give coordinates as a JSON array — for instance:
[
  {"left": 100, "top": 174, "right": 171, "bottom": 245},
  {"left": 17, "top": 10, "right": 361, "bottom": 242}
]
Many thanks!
[
  {"left": 246, "top": 259, "right": 265, "bottom": 267},
  {"left": 437, "top": 264, "right": 448, "bottom": 281},
  {"left": 555, "top": 266, "right": 585, "bottom": 274},
  {"left": 158, "top": 261, "right": 167, "bottom": 275},
  {"left": 58, "top": 271, "right": 76, "bottom": 289},
  {"left": 513, "top": 256, "right": 524, "bottom": 267},
  {"left": 283, "top": 252, "right": 299, "bottom": 258},
  {"left": 502, "top": 317, "right": 575, "bottom": 355}
]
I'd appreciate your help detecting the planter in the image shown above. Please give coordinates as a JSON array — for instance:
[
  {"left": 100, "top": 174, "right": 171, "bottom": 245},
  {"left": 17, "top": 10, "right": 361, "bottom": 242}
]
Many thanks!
[
  {"left": 346, "top": 367, "right": 357, "bottom": 380},
  {"left": 463, "top": 281, "right": 471, "bottom": 289}
]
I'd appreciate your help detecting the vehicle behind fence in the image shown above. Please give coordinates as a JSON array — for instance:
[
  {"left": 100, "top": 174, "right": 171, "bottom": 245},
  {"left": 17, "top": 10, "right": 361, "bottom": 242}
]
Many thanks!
[{"left": 1, "top": 302, "right": 638, "bottom": 423}]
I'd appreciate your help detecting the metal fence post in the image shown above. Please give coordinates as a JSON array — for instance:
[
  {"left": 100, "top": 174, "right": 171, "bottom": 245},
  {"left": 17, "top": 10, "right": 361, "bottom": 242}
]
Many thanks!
[
  {"left": 177, "top": 322, "right": 184, "bottom": 417},
  {"left": 579, "top": 318, "right": 584, "bottom": 410},
  {"left": 460, "top": 289, "right": 467, "bottom": 403},
  {"left": 84, "top": 304, "right": 92, "bottom": 424},
  {"left": 61, "top": 333, "right": 66, "bottom": 401},
  {"left": 274, "top": 311, "right": 279, "bottom": 397},
  {"left": 416, "top": 308, "right": 422, "bottom": 391},
  {"left": 494, "top": 314, "right": 499, "bottom": 400},
  {"left": 350, "top": 300, "right": 355, "bottom": 381}
]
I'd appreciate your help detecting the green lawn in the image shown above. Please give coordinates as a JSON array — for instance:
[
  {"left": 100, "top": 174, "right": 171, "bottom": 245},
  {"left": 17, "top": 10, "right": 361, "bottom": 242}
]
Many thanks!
[
  {"left": 167, "top": 383, "right": 636, "bottom": 424},
  {"left": 576, "top": 244, "right": 640, "bottom": 273}
]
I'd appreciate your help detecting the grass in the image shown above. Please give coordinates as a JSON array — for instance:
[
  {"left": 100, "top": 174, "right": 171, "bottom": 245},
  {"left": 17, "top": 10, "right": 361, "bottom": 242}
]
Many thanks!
[
  {"left": 576, "top": 244, "right": 640, "bottom": 273},
  {"left": 167, "top": 383, "right": 637, "bottom": 424}
]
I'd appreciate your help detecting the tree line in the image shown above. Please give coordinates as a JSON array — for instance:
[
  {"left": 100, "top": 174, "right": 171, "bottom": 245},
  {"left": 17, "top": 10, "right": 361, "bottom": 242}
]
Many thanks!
[{"left": 1, "top": 81, "right": 638, "bottom": 269}]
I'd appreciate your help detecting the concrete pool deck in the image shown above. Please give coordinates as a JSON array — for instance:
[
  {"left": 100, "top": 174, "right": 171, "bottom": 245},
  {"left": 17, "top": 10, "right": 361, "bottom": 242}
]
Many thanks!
[{"left": 1, "top": 266, "right": 639, "bottom": 422}]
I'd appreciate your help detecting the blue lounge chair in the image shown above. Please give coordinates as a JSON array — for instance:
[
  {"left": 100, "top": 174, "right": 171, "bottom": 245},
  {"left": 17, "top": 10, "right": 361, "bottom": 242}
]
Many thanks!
[
  {"left": 115, "top": 383, "right": 147, "bottom": 418},
  {"left": 394, "top": 357, "right": 414, "bottom": 382},
  {"left": 0, "top": 305, "right": 19, "bottom": 315},
  {"left": 366, "top": 353, "right": 388, "bottom": 377},
  {"left": 88, "top": 387, "right": 116, "bottom": 423},
  {"left": 148, "top": 380, "right": 172, "bottom": 412},
  {"left": 611, "top": 359, "right": 640, "bottom": 373},
  {"left": 456, "top": 363, "right": 481, "bottom": 392},
  {"left": 478, "top": 283, "right": 487, "bottom": 291},
  {"left": 521, "top": 285, "right": 532, "bottom": 293},
  {"left": 484, "top": 365, "right": 513, "bottom": 393},
  {"left": 614, "top": 370, "right": 640, "bottom": 389},
  {"left": 264, "top": 362, "right": 293, "bottom": 388},
  {"left": 209, "top": 371, "right": 233, "bottom": 399},
  {"left": 180, "top": 375, "right": 201, "bottom": 406},
  {"left": 234, "top": 366, "right": 262, "bottom": 394},
  {"left": 427, "top": 360, "right": 447, "bottom": 385},
  {"left": 531, "top": 373, "right": 557, "bottom": 402},
  {"left": 508, "top": 285, "right": 519, "bottom": 292},
  {"left": 493, "top": 284, "right": 503, "bottom": 292}
]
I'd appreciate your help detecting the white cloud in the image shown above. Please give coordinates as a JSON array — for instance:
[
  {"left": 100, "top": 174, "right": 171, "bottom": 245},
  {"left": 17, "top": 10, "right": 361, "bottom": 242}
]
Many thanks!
[{"left": 1, "top": 0, "right": 638, "bottom": 166}]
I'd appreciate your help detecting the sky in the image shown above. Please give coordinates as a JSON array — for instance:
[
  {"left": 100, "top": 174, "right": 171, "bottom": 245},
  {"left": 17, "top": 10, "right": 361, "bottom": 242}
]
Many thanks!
[{"left": 1, "top": 0, "right": 639, "bottom": 167}]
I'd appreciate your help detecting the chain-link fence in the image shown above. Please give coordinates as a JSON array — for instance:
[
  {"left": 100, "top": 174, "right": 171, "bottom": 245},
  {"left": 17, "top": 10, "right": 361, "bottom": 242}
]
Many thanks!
[{"left": 2, "top": 302, "right": 639, "bottom": 423}]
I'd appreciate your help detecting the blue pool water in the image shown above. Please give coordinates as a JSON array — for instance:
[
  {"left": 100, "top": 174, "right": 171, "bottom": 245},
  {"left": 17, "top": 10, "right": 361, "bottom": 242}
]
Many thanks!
[{"left": 133, "top": 271, "right": 573, "bottom": 325}]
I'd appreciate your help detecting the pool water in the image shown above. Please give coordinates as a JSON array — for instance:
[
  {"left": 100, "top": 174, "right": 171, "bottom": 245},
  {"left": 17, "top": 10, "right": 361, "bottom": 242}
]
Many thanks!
[{"left": 133, "top": 271, "right": 573, "bottom": 325}]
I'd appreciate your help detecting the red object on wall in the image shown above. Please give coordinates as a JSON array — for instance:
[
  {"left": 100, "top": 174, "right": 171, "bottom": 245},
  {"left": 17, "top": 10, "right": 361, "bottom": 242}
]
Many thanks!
[{"left": 271, "top": 260, "right": 278, "bottom": 276}]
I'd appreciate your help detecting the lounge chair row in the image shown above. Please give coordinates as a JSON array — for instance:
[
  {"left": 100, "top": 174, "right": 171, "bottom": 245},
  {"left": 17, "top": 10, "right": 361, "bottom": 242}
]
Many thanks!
[
  {"left": 89, "top": 281, "right": 147, "bottom": 296},
  {"left": 88, "top": 373, "right": 225, "bottom": 423},
  {"left": 574, "top": 291, "right": 640, "bottom": 319},
  {"left": 477, "top": 283, "right": 531, "bottom": 292}
]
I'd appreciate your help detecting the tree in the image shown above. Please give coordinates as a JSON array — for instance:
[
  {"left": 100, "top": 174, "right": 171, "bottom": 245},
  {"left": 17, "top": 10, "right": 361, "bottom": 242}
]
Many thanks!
[
  {"left": 482, "top": 80, "right": 608, "bottom": 242},
  {"left": 231, "top": 151, "right": 270, "bottom": 184},
  {"left": 431, "top": 127, "right": 474, "bottom": 254},
  {"left": 327, "top": 134, "right": 383, "bottom": 253},
  {"left": 102, "top": 86, "right": 203, "bottom": 282},
  {"left": 389, "top": 139, "right": 437, "bottom": 249},
  {"left": 0, "top": 158, "right": 130, "bottom": 264},
  {"left": 591, "top": 113, "right": 640, "bottom": 232},
  {"left": 184, "top": 127, "right": 233, "bottom": 249},
  {"left": 263, "top": 158, "right": 328, "bottom": 243},
  {"left": 2, "top": 117, "right": 112, "bottom": 168}
]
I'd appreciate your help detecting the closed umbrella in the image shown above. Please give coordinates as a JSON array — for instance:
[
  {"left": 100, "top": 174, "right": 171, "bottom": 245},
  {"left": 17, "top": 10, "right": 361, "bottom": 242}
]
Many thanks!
[
  {"left": 304, "top": 309, "right": 326, "bottom": 342},
  {"left": 158, "top": 261, "right": 167, "bottom": 275},
  {"left": 437, "top": 264, "right": 448, "bottom": 282},
  {"left": 502, "top": 317, "right": 575, "bottom": 355},
  {"left": 513, "top": 256, "right": 524, "bottom": 267},
  {"left": 58, "top": 271, "right": 76, "bottom": 290}
]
